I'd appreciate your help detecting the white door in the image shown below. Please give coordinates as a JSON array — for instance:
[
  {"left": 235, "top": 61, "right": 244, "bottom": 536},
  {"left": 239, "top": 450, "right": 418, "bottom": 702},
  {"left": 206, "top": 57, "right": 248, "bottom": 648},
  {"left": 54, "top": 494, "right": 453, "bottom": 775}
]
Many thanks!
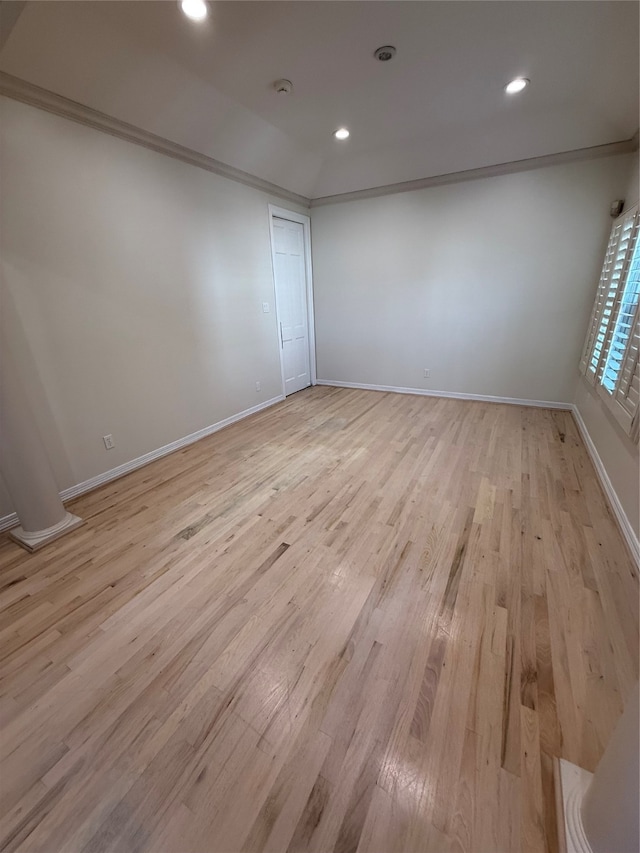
[{"left": 272, "top": 217, "right": 311, "bottom": 396}]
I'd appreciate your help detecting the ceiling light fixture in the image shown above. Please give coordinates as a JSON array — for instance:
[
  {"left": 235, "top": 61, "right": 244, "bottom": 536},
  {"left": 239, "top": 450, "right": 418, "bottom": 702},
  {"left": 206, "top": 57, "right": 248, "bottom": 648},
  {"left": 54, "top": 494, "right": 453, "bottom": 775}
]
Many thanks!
[
  {"left": 180, "top": 0, "right": 208, "bottom": 22},
  {"left": 333, "top": 128, "right": 350, "bottom": 141},
  {"left": 505, "top": 77, "right": 529, "bottom": 95}
]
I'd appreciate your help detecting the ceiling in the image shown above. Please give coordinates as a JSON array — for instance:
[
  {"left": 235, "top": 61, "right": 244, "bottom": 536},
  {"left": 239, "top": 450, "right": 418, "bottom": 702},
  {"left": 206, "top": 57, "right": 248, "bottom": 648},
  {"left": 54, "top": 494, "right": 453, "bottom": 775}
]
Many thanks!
[{"left": 1, "top": 1, "right": 638, "bottom": 199}]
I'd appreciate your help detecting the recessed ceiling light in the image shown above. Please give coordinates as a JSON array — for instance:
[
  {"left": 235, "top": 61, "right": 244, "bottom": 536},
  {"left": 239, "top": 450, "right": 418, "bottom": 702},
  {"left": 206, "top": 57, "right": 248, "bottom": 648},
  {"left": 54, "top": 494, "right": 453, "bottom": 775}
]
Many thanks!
[
  {"left": 505, "top": 77, "right": 529, "bottom": 95},
  {"left": 333, "top": 128, "right": 350, "bottom": 141},
  {"left": 180, "top": 0, "right": 208, "bottom": 22}
]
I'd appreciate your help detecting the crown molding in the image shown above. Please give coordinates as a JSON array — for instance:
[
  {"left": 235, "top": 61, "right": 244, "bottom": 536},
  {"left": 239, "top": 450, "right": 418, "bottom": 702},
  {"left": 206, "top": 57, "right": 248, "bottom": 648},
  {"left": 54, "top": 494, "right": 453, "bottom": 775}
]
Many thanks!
[
  {"left": 0, "top": 71, "right": 311, "bottom": 208},
  {"left": 1, "top": 71, "right": 636, "bottom": 210},
  {"left": 310, "top": 137, "right": 638, "bottom": 207}
]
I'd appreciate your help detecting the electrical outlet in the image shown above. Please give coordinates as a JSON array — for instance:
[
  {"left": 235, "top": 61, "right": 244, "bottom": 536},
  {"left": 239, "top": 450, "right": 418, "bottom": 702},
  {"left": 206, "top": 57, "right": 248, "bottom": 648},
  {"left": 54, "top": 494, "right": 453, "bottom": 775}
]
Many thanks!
[
  {"left": 103, "top": 434, "right": 115, "bottom": 450},
  {"left": 262, "top": 302, "right": 270, "bottom": 313},
  {"left": 255, "top": 381, "right": 261, "bottom": 392},
  {"left": 423, "top": 369, "right": 431, "bottom": 379}
]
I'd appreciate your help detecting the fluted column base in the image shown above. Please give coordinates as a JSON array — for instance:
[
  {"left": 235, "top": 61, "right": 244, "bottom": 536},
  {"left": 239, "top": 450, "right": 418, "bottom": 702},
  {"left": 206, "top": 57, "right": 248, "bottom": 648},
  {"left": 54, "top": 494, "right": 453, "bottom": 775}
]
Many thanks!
[
  {"left": 9, "top": 511, "right": 84, "bottom": 552},
  {"left": 555, "top": 758, "right": 594, "bottom": 853}
]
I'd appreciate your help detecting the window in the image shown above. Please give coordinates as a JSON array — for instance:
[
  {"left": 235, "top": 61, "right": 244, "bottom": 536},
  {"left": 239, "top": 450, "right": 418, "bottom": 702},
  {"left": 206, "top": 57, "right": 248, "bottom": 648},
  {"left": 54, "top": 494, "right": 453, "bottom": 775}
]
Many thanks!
[{"left": 580, "top": 204, "right": 640, "bottom": 440}]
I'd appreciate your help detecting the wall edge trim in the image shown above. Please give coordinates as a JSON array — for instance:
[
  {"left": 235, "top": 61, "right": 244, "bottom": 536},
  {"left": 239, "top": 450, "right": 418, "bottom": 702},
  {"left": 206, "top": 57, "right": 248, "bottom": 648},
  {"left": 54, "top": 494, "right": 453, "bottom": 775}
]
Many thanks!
[
  {"left": 0, "top": 395, "right": 284, "bottom": 534},
  {"left": 571, "top": 404, "right": 640, "bottom": 570}
]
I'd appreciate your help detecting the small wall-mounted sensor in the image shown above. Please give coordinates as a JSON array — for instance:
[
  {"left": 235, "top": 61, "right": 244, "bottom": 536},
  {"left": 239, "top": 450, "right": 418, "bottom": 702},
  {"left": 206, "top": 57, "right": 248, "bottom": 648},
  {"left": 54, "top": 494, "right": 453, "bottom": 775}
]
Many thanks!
[
  {"left": 273, "top": 79, "right": 293, "bottom": 95},
  {"left": 610, "top": 200, "right": 625, "bottom": 218}
]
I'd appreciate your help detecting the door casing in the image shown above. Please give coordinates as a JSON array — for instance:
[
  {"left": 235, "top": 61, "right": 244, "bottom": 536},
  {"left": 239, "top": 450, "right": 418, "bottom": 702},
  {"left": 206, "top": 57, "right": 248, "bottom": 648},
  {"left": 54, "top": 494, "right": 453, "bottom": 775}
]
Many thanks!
[{"left": 268, "top": 204, "right": 317, "bottom": 396}]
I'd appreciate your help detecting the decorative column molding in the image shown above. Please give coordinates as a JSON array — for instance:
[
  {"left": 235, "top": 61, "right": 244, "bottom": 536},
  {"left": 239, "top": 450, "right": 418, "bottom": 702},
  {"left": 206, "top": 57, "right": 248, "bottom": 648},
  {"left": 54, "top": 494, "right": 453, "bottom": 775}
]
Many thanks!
[
  {"left": 556, "top": 683, "right": 640, "bottom": 853},
  {"left": 8, "top": 511, "right": 84, "bottom": 552},
  {"left": 0, "top": 349, "right": 83, "bottom": 552}
]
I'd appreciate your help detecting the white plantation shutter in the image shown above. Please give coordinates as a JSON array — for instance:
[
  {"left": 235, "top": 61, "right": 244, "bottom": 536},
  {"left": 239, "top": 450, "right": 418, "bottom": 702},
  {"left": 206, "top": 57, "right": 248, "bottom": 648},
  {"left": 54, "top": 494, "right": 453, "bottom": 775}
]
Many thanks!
[
  {"left": 580, "top": 217, "right": 625, "bottom": 379},
  {"left": 603, "top": 232, "right": 640, "bottom": 439},
  {"left": 580, "top": 209, "right": 638, "bottom": 380},
  {"left": 580, "top": 205, "right": 640, "bottom": 439}
]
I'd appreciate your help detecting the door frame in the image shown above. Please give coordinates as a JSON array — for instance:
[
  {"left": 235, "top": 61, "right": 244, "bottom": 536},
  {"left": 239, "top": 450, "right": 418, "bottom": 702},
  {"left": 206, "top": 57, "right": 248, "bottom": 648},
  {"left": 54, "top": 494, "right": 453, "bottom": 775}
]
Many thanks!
[{"left": 268, "top": 204, "right": 317, "bottom": 396}]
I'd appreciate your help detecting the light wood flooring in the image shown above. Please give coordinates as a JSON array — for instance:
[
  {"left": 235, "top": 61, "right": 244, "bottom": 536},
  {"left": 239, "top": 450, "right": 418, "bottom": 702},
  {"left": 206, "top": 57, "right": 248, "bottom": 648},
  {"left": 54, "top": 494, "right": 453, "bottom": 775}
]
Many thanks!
[{"left": 0, "top": 386, "right": 638, "bottom": 853}]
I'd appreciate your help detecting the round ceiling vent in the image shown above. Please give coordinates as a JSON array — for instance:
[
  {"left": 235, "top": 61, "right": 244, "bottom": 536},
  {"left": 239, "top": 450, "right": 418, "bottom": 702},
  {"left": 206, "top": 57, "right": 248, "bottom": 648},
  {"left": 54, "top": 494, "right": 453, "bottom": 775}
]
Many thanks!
[
  {"left": 273, "top": 79, "right": 293, "bottom": 95},
  {"left": 374, "top": 45, "right": 396, "bottom": 62}
]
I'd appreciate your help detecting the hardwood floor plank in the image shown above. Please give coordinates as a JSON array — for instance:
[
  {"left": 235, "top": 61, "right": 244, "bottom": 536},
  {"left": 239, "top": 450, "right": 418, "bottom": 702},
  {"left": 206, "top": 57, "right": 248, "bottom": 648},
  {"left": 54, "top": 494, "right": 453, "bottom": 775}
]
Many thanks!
[
  {"left": 520, "top": 705, "right": 546, "bottom": 852},
  {"left": 0, "top": 387, "right": 636, "bottom": 852}
]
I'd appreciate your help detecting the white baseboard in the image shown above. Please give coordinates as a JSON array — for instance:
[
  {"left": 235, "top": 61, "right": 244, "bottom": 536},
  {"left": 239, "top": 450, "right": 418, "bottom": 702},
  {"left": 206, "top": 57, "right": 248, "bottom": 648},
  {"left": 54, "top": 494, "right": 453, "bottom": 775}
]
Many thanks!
[
  {"left": 572, "top": 405, "right": 640, "bottom": 569},
  {"left": 0, "top": 395, "right": 284, "bottom": 534},
  {"left": 0, "top": 512, "right": 19, "bottom": 533},
  {"left": 316, "top": 379, "right": 572, "bottom": 410}
]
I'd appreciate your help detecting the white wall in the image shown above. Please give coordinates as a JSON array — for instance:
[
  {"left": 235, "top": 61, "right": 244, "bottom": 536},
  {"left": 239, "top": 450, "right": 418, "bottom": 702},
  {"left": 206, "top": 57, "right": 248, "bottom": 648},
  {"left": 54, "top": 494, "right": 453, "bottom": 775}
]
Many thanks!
[
  {"left": 311, "top": 155, "right": 633, "bottom": 405},
  {"left": 625, "top": 151, "right": 639, "bottom": 205},
  {"left": 573, "top": 151, "right": 640, "bottom": 541},
  {"left": 0, "top": 97, "right": 304, "bottom": 518}
]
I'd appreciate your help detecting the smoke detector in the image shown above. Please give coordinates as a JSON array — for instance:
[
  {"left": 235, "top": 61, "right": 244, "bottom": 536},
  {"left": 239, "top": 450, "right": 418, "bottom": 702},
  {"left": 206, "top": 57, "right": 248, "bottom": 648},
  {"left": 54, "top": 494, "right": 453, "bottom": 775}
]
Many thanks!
[
  {"left": 374, "top": 45, "right": 396, "bottom": 62},
  {"left": 273, "top": 79, "right": 293, "bottom": 95}
]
